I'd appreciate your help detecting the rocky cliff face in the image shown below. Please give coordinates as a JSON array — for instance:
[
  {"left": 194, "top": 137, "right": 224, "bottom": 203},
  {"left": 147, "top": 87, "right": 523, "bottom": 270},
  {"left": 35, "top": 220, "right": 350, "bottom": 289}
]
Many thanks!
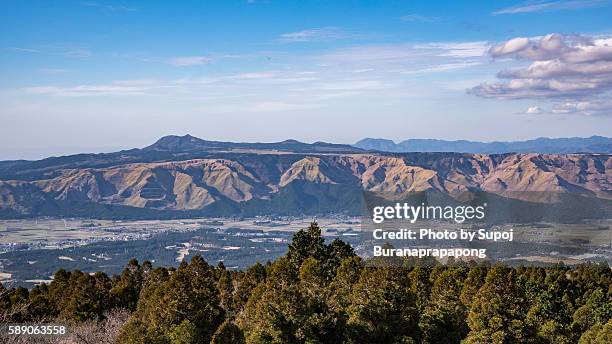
[{"left": 1, "top": 152, "right": 610, "bottom": 218}]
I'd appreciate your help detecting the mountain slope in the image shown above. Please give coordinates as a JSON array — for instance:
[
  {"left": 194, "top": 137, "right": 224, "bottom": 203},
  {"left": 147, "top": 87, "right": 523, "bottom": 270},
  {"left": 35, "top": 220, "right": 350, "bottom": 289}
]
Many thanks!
[
  {"left": 1, "top": 151, "right": 610, "bottom": 218},
  {"left": 0, "top": 136, "right": 362, "bottom": 182}
]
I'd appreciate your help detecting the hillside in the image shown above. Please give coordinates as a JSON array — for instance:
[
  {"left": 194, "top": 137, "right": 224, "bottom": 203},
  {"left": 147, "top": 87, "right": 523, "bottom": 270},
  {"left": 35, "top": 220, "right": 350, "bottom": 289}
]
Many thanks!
[{"left": 0, "top": 137, "right": 610, "bottom": 219}]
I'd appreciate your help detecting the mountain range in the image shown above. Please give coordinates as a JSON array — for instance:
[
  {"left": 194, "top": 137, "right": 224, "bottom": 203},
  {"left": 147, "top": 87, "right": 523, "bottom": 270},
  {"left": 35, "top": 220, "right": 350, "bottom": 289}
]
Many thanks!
[
  {"left": 0, "top": 135, "right": 610, "bottom": 220},
  {"left": 354, "top": 136, "right": 612, "bottom": 154}
]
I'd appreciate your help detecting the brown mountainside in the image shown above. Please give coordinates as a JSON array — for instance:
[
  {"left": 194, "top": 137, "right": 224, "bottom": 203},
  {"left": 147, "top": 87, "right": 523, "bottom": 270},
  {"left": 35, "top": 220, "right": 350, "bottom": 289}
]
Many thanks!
[{"left": 0, "top": 152, "right": 610, "bottom": 218}]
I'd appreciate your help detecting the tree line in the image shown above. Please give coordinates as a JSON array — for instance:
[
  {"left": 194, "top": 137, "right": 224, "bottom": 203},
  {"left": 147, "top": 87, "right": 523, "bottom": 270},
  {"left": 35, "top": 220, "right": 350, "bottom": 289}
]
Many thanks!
[{"left": 1, "top": 222, "right": 610, "bottom": 343}]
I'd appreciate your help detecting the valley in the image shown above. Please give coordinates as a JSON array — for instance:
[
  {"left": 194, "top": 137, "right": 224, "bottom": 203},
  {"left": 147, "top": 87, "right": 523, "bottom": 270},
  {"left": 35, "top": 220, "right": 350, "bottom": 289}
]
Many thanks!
[
  {"left": 0, "top": 135, "right": 610, "bottom": 287},
  {"left": 0, "top": 215, "right": 609, "bottom": 287},
  {"left": 0, "top": 216, "right": 361, "bottom": 287}
]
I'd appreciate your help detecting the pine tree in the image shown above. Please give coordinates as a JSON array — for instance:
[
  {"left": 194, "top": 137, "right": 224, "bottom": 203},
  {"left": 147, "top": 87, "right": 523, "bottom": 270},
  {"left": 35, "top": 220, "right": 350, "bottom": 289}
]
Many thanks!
[
  {"left": 464, "top": 265, "right": 534, "bottom": 343},
  {"left": 419, "top": 267, "right": 468, "bottom": 343},
  {"left": 119, "top": 255, "right": 224, "bottom": 343},
  {"left": 347, "top": 267, "right": 420, "bottom": 343},
  {"left": 287, "top": 222, "right": 326, "bottom": 269}
]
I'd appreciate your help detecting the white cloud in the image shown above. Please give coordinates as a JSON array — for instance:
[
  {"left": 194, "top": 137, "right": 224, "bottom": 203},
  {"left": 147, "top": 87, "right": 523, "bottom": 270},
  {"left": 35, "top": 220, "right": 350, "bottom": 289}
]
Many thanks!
[
  {"left": 21, "top": 70, "right": 319, "bottom": 98},
  {"left": 526, "top": 105, "right": 543, "bottom": 114},
  {"left": 318, "top": 41, "right": 489, "bottom": 64},
  {"left": 6, "top": 47, "right": 40, "bottom": 53},
  {"left": 488, "top": 33, "right": 602, "bottom": 61},
  {"left": 471, "top": 33, "right": 612, "bottom": 100},
  {"left": 168, "top": 56, "right": 211, "bottom": 66},
  {"left": 7, "top": 46, "right": 93, "bottom": 58},
  {"left": 551, "top": 100, "right": 612, "bottom": 115},
  {"left": 400, "top": 61, "right": 482, "bottom": 74},
  {"left": 224, "top": 71, "right": 318, "bottom": 85},
  {"left": 489, "top": 37, "right": 531, "bottom": 56},
  {"left": 471, "top": 33, "right": 612, "bottom": 116},
  {"left": 415, "top": 41, "right": 490, "bottom": 58},
  {"left": 227, "top": 72, "right": 276, "bottom": 80},
  {"left": 493, "top": 0, "right": 610, "bottom": 15},
  {"left": 278, "top": 27, "right": 345, "bottom": 43},
  {"left": 352, "top": 68, "right": 374, "bottom": 73},
  {"left": 20, "top": 38, "right": 493, "bottom": 106},
  {"left": 23, "top": 82, "right": 173, "bottom": 97},
  {"left": 63, "top": 49, "right": 92, "bottom": 58}
]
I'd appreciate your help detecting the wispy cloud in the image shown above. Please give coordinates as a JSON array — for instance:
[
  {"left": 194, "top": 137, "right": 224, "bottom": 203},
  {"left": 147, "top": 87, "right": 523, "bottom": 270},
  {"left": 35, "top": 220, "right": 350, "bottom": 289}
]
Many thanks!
[
  {"left": 493, "top": 0, "right": 610, "bottom": 15},
  {"left": 551, "top": 100, "right": 612, "bottom": 115},
  {"left": 317, "top": 44, "right": 420, "bottom": 63},
  {"left": 63, "top": 48, "right": 92, "bottom": 58},
  {"left": 352, "top": 68, "right": 374, "bottom": 73},
  {"left": 225, "top": 72, "right": 317, "bottom": 84},
  {"left": 168, "top": 56, "right": 212, "bottom": 66},
  {"left": 20, "top": 38, "right": 494, "bottom": 106},
  {"left": 400, "top": 14, "right": 443, "bottom": 22},
  {"left": 23, "top": 81, "right": 173, "bottom": 97},
  {"left": 226, "top": 72, "right": 276, "bottom": 80},
  {"left": 521, "top": 100, "right": 612, "bottom": 115},
  {"left": 415, "top": 41, "right": 490, "bottom": 58},
  {"left": 78, "top": 1, "right": 137, "bottom": 12},
  {"left": 319, "top": 41, "right": 489, "bottom": 64},
  {"left": 278, "top": 27, "right": 346, "bottom": 43},
  {"left": 6, "top": 47, "right": 40, "bottom": 53},
  {"left": 400, "top": 61, "right": 483, "bottom": 74},
  {"left": 6, "top": 46, "right": 92, "bottom": 58}
]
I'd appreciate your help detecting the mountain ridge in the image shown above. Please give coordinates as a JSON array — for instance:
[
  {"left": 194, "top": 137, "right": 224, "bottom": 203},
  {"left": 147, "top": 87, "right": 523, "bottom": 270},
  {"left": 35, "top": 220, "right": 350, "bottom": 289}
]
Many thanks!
[
  {"left": 354, "top": 135, "right": 612, "bottom": 154},
  {"left": 0, "top": 151, "right": 610, "bottom": 219},
  {"left": 0, "top": 135, "right": 610, "bottom": 219},
  {"left": 144, "top": 134, "right": 362, "bottom": 153}
]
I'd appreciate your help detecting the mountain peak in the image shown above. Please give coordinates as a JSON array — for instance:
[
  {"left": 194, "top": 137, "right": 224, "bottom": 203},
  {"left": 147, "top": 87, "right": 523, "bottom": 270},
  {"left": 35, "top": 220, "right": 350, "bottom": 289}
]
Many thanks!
[
  {"left": 280, "top": 139, "right": 302, "bottom": 144},
  {"left": 143, "top": 135, "right": 362, "bottom": 153},
  {"left": 145, "top": 134, "right": 210, "bottom": 151}
]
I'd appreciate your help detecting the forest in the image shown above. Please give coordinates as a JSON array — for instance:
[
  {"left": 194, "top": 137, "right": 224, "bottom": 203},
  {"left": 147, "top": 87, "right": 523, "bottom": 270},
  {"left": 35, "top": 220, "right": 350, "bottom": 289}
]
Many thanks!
[{"left": 0, "top": 222, "right": 610, "bottom": 343}]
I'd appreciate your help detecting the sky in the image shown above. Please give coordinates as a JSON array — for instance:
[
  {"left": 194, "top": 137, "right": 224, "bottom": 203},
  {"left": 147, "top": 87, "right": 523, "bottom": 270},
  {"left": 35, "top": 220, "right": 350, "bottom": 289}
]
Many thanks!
[{"left": 1, "top": 0, "right": 612, "bottom": 160}]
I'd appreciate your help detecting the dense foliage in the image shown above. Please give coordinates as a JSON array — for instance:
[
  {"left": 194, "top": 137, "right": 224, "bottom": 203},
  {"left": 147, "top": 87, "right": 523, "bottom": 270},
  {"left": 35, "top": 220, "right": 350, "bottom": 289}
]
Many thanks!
[{"left": 1, "top": 222, "right": 611, "bottom": 343}]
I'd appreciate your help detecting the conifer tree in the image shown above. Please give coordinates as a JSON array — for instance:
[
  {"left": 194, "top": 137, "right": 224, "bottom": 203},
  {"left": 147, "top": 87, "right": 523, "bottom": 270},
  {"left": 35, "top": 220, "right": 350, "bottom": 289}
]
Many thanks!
[
  {"left": 347, "top": 267, "right": 420, "bottom": 343},
  {"left": 419, "top": 267, "right": 468, "bottom": 343},
  {"left": 464, "top": 265, "right": 534, "bottom": 343}
]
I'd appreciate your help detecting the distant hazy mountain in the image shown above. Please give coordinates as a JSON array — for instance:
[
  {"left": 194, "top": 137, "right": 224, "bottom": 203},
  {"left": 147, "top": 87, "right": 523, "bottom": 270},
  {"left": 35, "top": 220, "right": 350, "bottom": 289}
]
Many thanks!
[
  {"left": 354, "top": 136, "right": 612, "bottom": 154},
  {"left": 0, "top": 135, "right": 610, "bottom": 219}
]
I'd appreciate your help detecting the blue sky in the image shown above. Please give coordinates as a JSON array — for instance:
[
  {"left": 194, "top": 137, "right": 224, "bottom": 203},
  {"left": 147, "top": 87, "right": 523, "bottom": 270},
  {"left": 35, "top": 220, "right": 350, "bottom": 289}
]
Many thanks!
[{"left": 1, "top": 0, "right": 612, "bottom": 159}]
